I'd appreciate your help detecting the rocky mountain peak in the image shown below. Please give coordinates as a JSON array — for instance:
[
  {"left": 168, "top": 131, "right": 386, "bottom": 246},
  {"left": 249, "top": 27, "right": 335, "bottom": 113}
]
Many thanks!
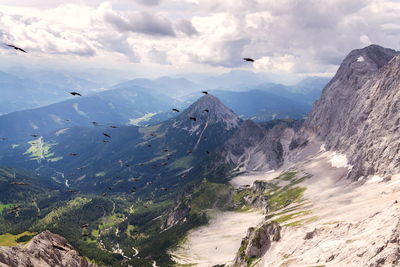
[
  {"left": 331, "top": 44, "right": 399, "bottom": 84},
  {"left": 174, "top": 94, "right": 240, "bottom": 132},
  {"left": 300, "top": 45, "right": 400, "bottom": 180},
  {"left": 0, "top": 231, "right": 98, "bottom": 267}
]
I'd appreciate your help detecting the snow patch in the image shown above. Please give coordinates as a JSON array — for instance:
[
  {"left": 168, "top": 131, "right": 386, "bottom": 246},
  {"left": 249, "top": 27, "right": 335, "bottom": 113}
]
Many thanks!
[
  {"left": 357, "top": 56, "right": 365, "bottom": 62},
  {"left": 329, "top": 152, "right": 351, "bottom": 169},
  {"left": 366, "top": 175, "right": 384, "bottom": 184},
  {"left": 319, "top": 143, "right": 326, "bottom": 152}
]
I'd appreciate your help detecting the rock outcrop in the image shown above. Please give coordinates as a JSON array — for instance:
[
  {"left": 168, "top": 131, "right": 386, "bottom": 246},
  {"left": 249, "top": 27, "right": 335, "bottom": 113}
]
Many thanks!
[
  {"left": 0, "top": 231, "right": 98, "bottom": 267},
  {"left": 295, "top": 44, "right": 400, "bottom": 180},
  {"left": 161, "top": 200, "right": 191, "bottom": 230},
  {"left": 233, "top": 222, "right": 281, "bottom": 266}
]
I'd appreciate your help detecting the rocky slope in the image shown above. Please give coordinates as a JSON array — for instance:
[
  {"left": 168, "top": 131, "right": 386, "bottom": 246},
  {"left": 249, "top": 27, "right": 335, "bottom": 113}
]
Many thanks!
[
  {"left": 299, "top": 44, "right": 400, "bottom": 180},
  {"left": 0, "top": 231, "right": 98, "bottom": 267},
  {"left": 220, "top": 120, "right": 299, "bottom": 174},
  {"left": 233, "top": 221, "right": 281, "bottom": 266}
]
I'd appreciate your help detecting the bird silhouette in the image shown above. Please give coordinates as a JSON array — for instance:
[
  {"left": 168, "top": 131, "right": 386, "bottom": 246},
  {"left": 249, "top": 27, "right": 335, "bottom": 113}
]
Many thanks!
[
  {"left": 190, "top": 117, "right": 197, "bottom": 122},
  {"left": 110, "top": 126, "right": 117, "bottom": 128},
  {"left": 202, "top": 91, "right": 208, "bottom": 95},
  {"left": 69, "top": 92, "right": 82, "bottom": 96},
  {"left": 103, "top": 132, "right": 111, "bottom": 138},
  {"left": 5, "top": 44, "right": 27, "bottom": 53},
  {"left": 31, "top": 134, "right": 40, "bottom": 138},
  {"left": 70, "top": 153, "right": 78, "bottom": 156},
  {"left": 172, "top": 108, "right": 180, "bottom": 112},
  {"left": 92, "top": 121, "right": 99, "bottom": 126},
  {"left": 204, "top": 109, "right": 209, "bottom": 113},
  {"left": 0, "top": 138, "right": 7, "bottom": 141},
  {"left": 10, "top": 181, "right": 29, "bottom": 186},
  {"left": 243, "top": 58, "right": 255, "bottom": 62}
]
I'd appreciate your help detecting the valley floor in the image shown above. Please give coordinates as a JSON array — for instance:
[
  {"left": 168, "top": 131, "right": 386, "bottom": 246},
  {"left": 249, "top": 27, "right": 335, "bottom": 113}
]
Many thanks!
[
  {"left": 170, "top": 210, "right": 264, "bottom": 266},
  {"left": 170, "top": 146, "right": 400, "bottom": 267}
]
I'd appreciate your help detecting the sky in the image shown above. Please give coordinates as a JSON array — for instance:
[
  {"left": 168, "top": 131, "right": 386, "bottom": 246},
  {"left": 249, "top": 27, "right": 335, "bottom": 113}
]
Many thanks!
[{"left": 0, "top": 0, "right": 400, "bottom": 79}]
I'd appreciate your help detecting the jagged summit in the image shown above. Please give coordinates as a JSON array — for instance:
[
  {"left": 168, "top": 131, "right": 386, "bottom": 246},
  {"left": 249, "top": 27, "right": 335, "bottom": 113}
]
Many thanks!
[
  {"left": 328, "top": 44, "right": 399, "bottom": 85},
  {"left": 302, "top": 44, "right": 400, "bottom": 179},
  {"left": 174, "top": 94, "right": 240, "bottom": 131}
]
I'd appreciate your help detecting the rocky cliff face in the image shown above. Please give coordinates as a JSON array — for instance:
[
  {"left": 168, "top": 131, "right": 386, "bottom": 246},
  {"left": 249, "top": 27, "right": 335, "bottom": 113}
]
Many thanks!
[
  {"left": 298, "top": 44, "right": 400, "bottom": 179},
  {"left": 221, "top": 120, "right": 297, "bottom": 173},
  {"left": 161, "top": 198, "right": 191, "bottom": 230},
  {"left": 233, "top": 221, "right": 281, "bottom": 266},
  {"left": 0, "top": 231, "right": 98, "bottom": 267}
]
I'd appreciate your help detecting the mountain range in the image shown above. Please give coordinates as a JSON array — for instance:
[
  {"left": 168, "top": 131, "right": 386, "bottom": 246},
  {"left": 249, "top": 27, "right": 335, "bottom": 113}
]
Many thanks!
[{"left": 1, "top": 44, "right": 399, "bottom": 267}]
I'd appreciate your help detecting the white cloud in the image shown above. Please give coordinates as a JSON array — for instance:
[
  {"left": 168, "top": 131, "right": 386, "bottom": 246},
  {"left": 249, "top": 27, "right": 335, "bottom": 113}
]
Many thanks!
[
  {"left": 254, "top": 54, "right": 295, "bottom": 74},
  {"left": 0, "top": 0, "right": 400, "bottom": 77}
]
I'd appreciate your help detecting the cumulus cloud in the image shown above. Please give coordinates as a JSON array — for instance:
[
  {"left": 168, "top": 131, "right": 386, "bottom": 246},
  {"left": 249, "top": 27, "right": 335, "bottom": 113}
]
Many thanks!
[
  {"left": 175, "top": 19, "right": 198, "bottom": 36},
  {"left": 254, "top": 54, "right": 295, "bottom": 74},
  {"left": 104, "top": 10, "right": 175, "bottom": 36},
  {"left": 1, "top": 0, "right": 400, "bottom": 76},
  {"left": 0, "top": 10, "right": 97, "bottom": 56},
  {"left": 134, "top": 0, "right": 163, "bottom": 6}
]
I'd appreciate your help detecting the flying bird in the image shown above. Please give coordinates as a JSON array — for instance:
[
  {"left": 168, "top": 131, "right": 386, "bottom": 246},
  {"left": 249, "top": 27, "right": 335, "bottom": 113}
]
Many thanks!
[
  {"left": 243, "top": 58, "right": 255, "bottom": 62},
  {"left": 189, "top": 117, "right": 197, "bottom": 122},
  {"left": 70, "top": 153, "right": 78, "bottom": 156},
  {"left": 69, "top": 92, "right": 82, "bottom": 96},
  {"left": 0, "top": 138, "right": 7, "bottom": 141},
  {"left": 92, "top": 121, "right": 99, "bottom": 126},
  {"left": 103, "top": 140, "right": 109, "bottom": 143},
  {"left": 110, "top": 126, "right": 118, "bottom": 128},
  {"left": 5, "top": 44, "right": 27, "bottom": 53},
  {"left": 147, "top": 144, "right": 152, "bottom": 148},
  {"left": 202, "top": 91, "right": 208, "bottom": 95},
  {"left": 10, "top": 181, "right": 29, "bottom": 186},
  {"left": 30, "top": 134, "right": 40, "bottom": 138},
  {"left": 204, "top": 109, "right": 209, "bottom": 113},
  {"left": 103, "top": 132, "right": 111, "bottom": 138},
  {"left": 172, "top": 108, "right": 180, "bottom": 112}
]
